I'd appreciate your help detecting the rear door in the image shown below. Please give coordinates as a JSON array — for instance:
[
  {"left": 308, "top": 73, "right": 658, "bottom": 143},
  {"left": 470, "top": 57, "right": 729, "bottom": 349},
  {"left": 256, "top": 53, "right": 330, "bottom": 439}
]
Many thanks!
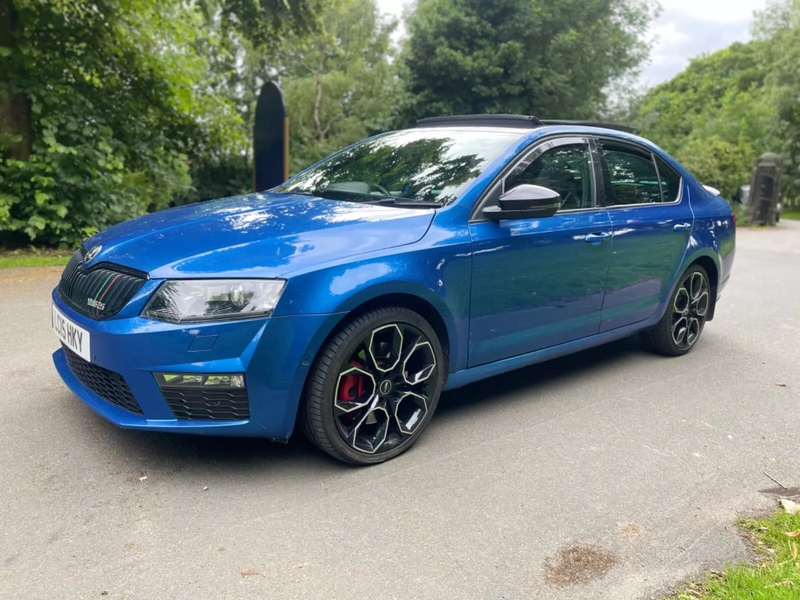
[{"left": 595, "top": 138, "right": 694, "bottom": 332}]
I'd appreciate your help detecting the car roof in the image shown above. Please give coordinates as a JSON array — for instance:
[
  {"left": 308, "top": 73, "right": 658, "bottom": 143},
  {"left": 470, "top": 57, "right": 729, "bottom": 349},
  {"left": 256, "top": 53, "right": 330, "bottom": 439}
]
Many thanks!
[{"left": 414, "top": 114, "right": 639, "bottom": 135}]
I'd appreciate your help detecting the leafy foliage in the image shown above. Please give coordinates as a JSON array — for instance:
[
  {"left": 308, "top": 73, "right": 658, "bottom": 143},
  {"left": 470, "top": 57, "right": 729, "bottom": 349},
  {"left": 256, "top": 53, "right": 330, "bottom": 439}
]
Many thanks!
[
  {"left": 0, "top": 0, "right": 244, "bottom": 246},
  {"left": 216, "top": 0, "right": 321, "bottom": 53},
  {"left": 187, "top": 0, "right": 398, "bottom": 193},
  {"left": 634, "top": 1, "right": 800, "bottom": 202},
  {"left": 632, "top": 41, "right": 780, "bottom": 198},
  {"left": 755, "top": 0, "right": 800, "bottom": 196},
  {"left": 278, "top": 0, "right": 401, "bottom": 173},
  {"left": 398, "top": 0, "right": 657, "bottom": 125},
  {"left": 674, "top": 137, "right": 760, "bottom": 199}
]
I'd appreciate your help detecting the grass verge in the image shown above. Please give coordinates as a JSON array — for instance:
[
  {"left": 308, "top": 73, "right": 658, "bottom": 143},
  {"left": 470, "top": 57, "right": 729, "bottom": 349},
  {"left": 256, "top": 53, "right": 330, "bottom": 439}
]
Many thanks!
[
  {"left": 672, "top": 506, "right": 800, "bottom": 599},
  {"left": 781, "top": 209, "right": 800, "bottom": 221},
  {"left": 0, "top": 248, "right": 72, "bottom": 269}
]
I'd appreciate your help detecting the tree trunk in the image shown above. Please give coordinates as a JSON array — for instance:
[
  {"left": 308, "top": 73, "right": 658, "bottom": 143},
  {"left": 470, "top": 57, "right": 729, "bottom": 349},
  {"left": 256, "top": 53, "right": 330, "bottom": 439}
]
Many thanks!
[
  {"left": 0, "top": 0, "right": 32, "bottom": 161},
  {"left": 312, "top": 52, "right": 325, "bottom": 142}
]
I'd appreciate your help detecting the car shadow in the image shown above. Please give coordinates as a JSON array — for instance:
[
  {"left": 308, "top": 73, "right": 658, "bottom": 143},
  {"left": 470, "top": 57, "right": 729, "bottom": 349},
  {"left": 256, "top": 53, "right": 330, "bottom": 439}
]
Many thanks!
[
  {"left": 73, "top": 336, "right": 648, "bottom": 476},
  {"left": 437, "top": 336, "right": 644, "bottom": 415}
]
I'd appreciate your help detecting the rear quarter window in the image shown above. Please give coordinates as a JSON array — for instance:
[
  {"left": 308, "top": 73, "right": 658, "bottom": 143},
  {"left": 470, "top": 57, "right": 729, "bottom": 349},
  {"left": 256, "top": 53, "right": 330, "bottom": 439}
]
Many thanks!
[{"left": 655, "top": 157, "right": 682, "bottom": 203}]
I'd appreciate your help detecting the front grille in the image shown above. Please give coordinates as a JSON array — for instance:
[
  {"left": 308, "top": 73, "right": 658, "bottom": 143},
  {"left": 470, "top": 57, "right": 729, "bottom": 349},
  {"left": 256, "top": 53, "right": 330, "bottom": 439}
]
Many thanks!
[
  {"left": 63, "top": 346, "right": 144, "bottom": 416},
  {"left": 161, "top": 387, "right": 250, "bottom": 421},
  {"left": 58, "top": 249, "right": 146, "bottom": 320}
]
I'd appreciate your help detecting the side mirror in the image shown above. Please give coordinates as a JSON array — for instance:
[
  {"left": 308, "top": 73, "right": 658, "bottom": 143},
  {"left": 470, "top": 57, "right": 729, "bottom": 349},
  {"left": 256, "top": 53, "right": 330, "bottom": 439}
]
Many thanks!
[{"left": 483, "top": 184, "right": 561, "bottom": 221}]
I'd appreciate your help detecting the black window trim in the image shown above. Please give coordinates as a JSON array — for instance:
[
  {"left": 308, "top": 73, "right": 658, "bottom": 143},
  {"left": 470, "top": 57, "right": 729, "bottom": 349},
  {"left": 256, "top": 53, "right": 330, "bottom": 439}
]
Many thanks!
[
  {"left": 594, "top": 136, "right": 684, "bottom": 209},
  {"left": 469, "top": 135, "right": 601, "bottom": 222}
]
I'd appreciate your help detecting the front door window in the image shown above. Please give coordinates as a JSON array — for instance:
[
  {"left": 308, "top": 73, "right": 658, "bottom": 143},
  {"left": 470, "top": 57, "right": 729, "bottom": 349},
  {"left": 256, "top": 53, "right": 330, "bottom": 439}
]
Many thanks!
[{"left": 506, "top": 144, "right": 595, "bottom": 211}]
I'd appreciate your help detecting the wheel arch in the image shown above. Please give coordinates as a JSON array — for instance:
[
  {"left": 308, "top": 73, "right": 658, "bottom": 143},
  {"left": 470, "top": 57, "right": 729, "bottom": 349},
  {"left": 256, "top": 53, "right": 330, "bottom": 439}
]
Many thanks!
[
  {"left": 342, "top": 293, "right": 451, "bottom": 372},
  {"left": 319, "top": 285, "right": 456, "bottom": 376},
  {"left": 287, "top": 287, "right": 456, "bottom": 440},
  {"left": 683, "top": 251, "right": 720, "bottom": 321}
]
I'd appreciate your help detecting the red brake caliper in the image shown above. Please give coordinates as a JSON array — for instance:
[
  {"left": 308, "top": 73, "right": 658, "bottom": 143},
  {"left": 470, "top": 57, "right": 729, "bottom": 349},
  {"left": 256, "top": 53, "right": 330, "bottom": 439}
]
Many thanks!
[{"left": 339, "top": 363, "right": 365, "bottom": 404}]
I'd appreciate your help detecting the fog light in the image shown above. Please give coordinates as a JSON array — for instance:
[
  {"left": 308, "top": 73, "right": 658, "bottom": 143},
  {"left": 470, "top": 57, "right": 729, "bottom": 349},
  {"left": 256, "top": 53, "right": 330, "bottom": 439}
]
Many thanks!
[
  {"left": 155, "top": 373, "right": 245, "bottom": 389},
  {"left": 155, "top": 372, "right": 249, "bottom": 422}
]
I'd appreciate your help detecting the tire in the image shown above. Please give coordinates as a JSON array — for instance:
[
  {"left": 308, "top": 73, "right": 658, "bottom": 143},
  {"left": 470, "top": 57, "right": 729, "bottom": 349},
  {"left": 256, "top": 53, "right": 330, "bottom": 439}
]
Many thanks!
[
  {"left": 301, "top": 307, "right": 445, "bottom": 465},
  {"left": 641, "top": 264, "right": 711, "bottom": 357}
]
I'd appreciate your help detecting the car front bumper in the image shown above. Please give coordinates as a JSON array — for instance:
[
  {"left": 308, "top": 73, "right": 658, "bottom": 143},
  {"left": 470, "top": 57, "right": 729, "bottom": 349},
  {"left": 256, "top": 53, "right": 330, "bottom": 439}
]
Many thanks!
[{"left": 51, "top": 288, "right": 339, "bottom": 439}]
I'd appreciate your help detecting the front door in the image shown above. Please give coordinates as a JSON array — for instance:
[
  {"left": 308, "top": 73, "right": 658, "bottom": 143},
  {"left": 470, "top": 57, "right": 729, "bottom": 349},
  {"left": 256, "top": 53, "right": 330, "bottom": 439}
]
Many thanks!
[
  {"left": 468, "top": 138, "right": 613, "bottom": 367},
  {"left": 595, "top": 139, "right": 694, "bottom": 332}
]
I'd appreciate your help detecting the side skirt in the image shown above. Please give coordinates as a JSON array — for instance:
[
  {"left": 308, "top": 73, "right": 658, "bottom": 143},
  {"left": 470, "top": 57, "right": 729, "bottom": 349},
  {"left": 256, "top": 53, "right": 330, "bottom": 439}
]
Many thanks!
[{"left": 444, "top": 315, "right": 661, "bottom": 391}]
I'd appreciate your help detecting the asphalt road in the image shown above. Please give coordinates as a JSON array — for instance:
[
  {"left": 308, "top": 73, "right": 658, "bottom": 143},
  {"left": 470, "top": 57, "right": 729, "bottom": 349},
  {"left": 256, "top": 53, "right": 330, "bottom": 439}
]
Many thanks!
[{"left": 1, "top": 221, "right": 799, "bottom": 600}]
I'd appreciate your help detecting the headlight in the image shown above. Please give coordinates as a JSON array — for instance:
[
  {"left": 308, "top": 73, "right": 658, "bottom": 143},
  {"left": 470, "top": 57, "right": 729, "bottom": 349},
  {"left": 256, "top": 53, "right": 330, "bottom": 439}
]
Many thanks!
[{"left": 142, "top": 279, "right": 286, "bottom": 323}]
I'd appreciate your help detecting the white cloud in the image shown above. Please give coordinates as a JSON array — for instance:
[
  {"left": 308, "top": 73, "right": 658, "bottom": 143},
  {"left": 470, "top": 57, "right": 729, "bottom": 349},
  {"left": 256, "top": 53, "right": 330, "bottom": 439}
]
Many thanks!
[
  {"left": 651, "top": 21, "right": 690, "bottom": 45},
  {"left": 377, "top": 0, "right": 411, "bottom": 19},
  {"left": 640, "top": 2, "right": 765, "bottom": 86},
  {"left": 658, "top": 0, "right": 767, "bottom": 22}
]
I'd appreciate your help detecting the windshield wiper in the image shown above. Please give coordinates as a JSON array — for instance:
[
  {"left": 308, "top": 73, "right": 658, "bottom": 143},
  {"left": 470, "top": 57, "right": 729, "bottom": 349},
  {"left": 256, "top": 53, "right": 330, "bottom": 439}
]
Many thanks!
[
  {"left": 369, "top": 197, "right": 441, "bottom": 209},
  {"left": 285, "top": 191, "right": 440, "bottom": 209},
  {"left": 288, "top": 190, "right": 326, "bottom": 198}
]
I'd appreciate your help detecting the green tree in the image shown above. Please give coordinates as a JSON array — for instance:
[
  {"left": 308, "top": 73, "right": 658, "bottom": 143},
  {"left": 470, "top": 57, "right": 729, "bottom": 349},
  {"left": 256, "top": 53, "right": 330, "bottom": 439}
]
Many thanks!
[
  {"left": 184, "top": 0, "right": 396, "bottom": 195},
  {"left": 633, "top": 42, "right": 773, "bottom": 151},
  {"left": 755, "top": 0, "right": 800, "bottom": 198},
  {"left": 632, "top": 41, "right": 782, "bottom": 198},
  {"left": 398, "top": 0, "right": 657, "bottom": 125},
  {"left": 216, "top": 0, "right": 321, "bottom": 52},
  {"left": 0, "top": 0, "right": 245, "bottom": 245},
  {"left": 0, "top": 0, "right": 326, "bottom": 245},
  {"left": 279, "top": 0, "right": 401, "bottom": 172},
  {"left": 192, "top": 0, "right": 326, "bottom": 153},
  {"left": 673, "top": 137, "right": 757, "bottom": 196}
]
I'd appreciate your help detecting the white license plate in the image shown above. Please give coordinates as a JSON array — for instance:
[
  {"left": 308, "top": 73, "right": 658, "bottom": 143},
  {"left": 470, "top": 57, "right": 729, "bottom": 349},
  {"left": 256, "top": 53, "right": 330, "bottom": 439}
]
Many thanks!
[{"left": 52, "top": 304, "right": 91, "bottom": 362}]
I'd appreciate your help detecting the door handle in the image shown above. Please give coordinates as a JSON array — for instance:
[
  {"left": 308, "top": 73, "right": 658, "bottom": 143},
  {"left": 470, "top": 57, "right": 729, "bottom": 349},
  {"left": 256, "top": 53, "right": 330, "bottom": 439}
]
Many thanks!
[
  {"left": 584, "top": 232, "right": 611, "bottom": 244},
  {"left": 674, "top": 223, "right": 692, "bottom": 232}
]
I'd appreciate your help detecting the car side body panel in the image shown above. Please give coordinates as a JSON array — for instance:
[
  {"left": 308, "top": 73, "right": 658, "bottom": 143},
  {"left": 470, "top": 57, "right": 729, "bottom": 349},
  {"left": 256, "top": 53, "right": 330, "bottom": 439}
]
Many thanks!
[
  {"left": 445, "top": 128, "right": 734, "bottom": 389},
  {"left": 685, "top": 187, "right": 737, "bottom": 297},
  {"left": 468, "top": 207, "right": 614, "bottom": 367},
  {"left": 274, "top": 215, "right": 473, "bottom": 368},
  {"left": 600, "top": 187, "right": 695, "bottom": 333}
]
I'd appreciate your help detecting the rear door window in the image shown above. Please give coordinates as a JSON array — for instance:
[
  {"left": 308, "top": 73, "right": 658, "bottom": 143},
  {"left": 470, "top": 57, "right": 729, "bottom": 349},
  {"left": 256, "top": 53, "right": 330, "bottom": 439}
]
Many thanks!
[{"left": 600, "top": 143, "right": 661, "bottom": 206}]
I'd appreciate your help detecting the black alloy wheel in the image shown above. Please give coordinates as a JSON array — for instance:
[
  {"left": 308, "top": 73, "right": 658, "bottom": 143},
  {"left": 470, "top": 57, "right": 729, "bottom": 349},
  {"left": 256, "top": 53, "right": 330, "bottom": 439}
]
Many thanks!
[
  {"left": 642, "top": 264, "right": 711, "bottom": 356},
  {"left": 671, "top": 269, "right": 710, "bottom": 350},
  {"left": 301, "top": 307, "right": 444, "bottom": 465}
]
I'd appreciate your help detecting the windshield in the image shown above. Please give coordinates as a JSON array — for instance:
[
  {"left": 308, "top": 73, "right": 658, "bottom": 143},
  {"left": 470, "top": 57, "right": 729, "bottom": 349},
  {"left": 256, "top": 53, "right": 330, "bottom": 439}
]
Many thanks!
[{"left": 278, "top": 129, "right": 520, "bottom": 207}]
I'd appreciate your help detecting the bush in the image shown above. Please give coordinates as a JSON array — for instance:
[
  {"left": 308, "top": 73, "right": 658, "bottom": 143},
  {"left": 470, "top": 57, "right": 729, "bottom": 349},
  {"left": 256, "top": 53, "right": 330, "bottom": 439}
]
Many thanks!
[{"left": 0, "top": 0, "right": 244, "bottom": 247}]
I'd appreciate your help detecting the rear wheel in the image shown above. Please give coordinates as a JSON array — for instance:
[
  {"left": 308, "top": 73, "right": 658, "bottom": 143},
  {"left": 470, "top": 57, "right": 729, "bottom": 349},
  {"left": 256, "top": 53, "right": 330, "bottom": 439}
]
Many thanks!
[
  {"left": 301, "top": 307, "right": 444, "bottom": 465},
  {"left": 641, "top": 265, "right": 711, "bottom": 356}
]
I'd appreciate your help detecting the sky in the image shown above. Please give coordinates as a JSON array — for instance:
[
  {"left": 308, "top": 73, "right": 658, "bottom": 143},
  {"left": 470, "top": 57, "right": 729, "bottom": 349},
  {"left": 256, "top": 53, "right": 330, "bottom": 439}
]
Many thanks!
[
  {"left": 375, "top": 0, "right": 770, "bottom": 89},
  {"left": 643, "top": 0, "right": 769, "bottom": 86}
]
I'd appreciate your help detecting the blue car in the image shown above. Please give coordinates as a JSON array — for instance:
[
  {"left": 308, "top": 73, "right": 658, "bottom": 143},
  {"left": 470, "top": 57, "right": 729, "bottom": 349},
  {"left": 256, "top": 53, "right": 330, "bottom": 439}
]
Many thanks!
[{"left": 51, "top": 115, "right": 736, "bottom": 464}]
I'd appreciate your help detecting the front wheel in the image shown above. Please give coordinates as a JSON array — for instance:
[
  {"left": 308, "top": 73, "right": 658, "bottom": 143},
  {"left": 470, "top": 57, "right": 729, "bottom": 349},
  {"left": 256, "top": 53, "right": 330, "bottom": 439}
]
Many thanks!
[
  {"left": 641, "top": 265, "right": 711, "bottom": 356},
  {"left": 301, "top": 307, "right": 444, "bottom": 465}
]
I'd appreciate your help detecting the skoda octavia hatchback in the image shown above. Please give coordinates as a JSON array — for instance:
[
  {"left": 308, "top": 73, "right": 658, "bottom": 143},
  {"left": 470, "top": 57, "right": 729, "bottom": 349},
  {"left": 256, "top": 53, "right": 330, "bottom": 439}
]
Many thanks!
[{"left": 52, "top": 115, "right": 736, "bottom": 464}]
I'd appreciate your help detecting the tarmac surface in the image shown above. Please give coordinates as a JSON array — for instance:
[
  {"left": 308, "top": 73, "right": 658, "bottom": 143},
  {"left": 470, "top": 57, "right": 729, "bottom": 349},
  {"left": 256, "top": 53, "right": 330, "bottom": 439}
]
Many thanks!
[{"left": 1, "top": 220, "right": 799, "bottom": 599}]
